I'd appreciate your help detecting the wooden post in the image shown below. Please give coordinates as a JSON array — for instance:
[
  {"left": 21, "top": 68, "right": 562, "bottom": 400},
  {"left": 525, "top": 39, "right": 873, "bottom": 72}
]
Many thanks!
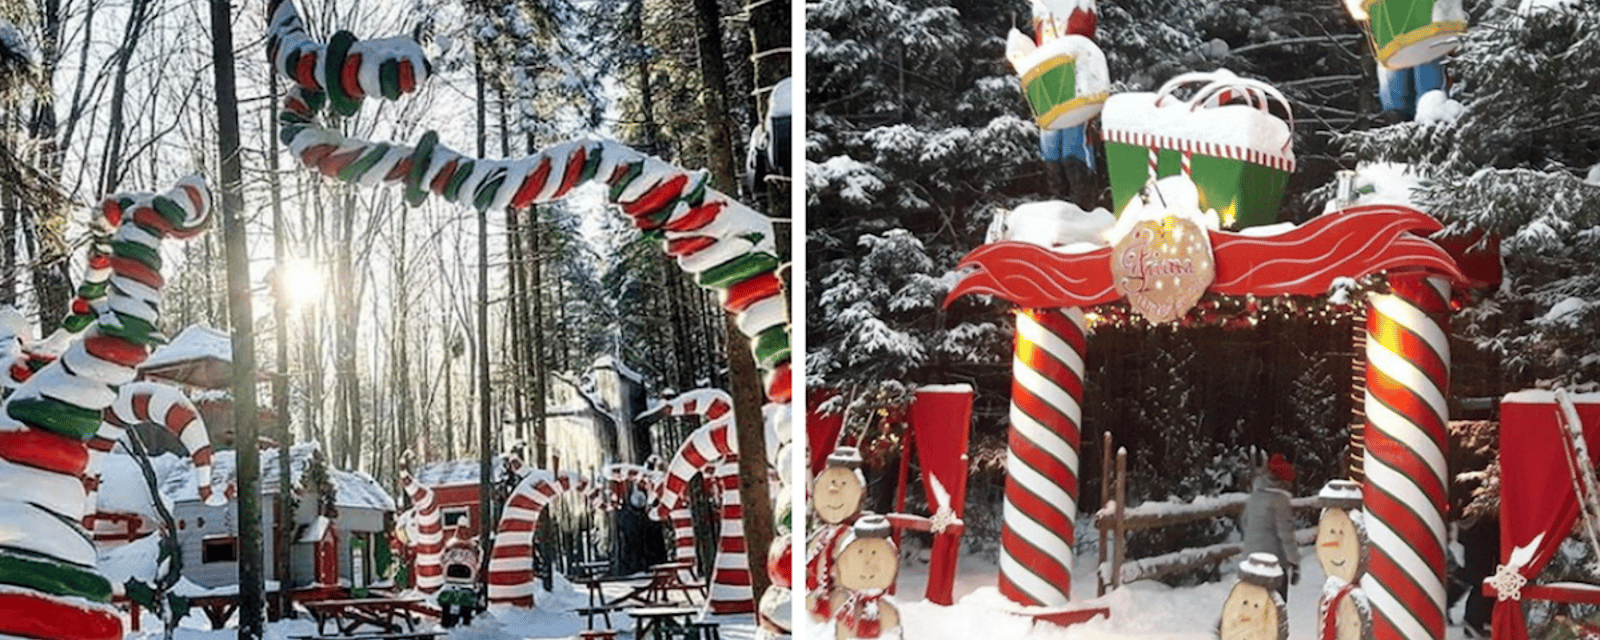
[
  {"left": 1112, "top": 447, "right": 1127, "bottom": 591},
  {"left": 1098, "top": 432, "right": 1113, "bottom": 596}
]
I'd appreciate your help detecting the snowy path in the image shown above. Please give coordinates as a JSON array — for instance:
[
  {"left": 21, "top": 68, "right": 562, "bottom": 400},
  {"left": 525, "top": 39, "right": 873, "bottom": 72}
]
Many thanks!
[
  {"left": 127, "top": 573, "right": 757, "bottom": 640},
  {"left": 805, "top": 543, "right": 1476, "bottom": 640}
]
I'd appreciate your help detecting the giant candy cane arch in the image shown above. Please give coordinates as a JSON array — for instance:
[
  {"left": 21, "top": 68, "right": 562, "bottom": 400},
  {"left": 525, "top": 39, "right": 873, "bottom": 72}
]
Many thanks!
[
  {"left": 0, "top": 176, "right": 211, "bottom": 640},
  {"left": 651, "top": 389, "right": 755, "bottom": 614},
  {"left": 585, "top": 464, "right": 699, "bottom": 565},
  {"left": 399, "top": 469, "right": 446, "bottom": 593},
  {"left": 485, "top": 472, "right": 592, "bottom": 606},
  {"left": 265, "top": 0, "right": 790, "bottom": 405},
  {"left": 946, "top": 205, "right": 1465, "bottom": 639}
]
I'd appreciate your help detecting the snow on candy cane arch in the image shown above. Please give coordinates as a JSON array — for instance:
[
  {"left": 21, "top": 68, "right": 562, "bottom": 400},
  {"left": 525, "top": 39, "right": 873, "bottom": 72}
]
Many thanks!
[
  {"left": 0, "top": 176, "right": 211, "bottom": 640},
  {"left": 484, "top": 471, "right": 591, "bottom": 606},
  {"left": 265, "top": 0, "right": 791, "bottom": 404}
]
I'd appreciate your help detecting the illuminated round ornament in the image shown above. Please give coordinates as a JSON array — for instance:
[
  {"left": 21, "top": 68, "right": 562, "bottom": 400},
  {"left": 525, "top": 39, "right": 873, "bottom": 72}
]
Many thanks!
[
  {"left": 1109, "top": 179, "right": 1216, "bottom": 323},
  {"left": 1220, "top": 553, "right": 1288, "bottom": 640}
]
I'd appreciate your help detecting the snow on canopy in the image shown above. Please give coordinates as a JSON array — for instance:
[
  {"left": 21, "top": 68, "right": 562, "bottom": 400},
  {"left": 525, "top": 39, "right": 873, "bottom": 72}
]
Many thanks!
[
  {"left": 592, "top": 355, "right": 643, "bottom": 384},
  {"left": 142, "top": 325, "right": 231, "bottom": 369},
  {"left": 158, "top": 441, "right": 395, "bottom": 511}
]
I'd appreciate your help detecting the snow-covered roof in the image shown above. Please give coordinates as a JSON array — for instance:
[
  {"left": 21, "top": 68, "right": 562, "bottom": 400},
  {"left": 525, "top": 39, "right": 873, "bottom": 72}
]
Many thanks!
[
  {"left": 143, "top": 325, "right": 232, "bottom": 369},
  {"left": 414, "top": 455, "right": 520, "bottom": 488},
  {"left": 157, "top": 441, "right": 395, "bottom": 511}
]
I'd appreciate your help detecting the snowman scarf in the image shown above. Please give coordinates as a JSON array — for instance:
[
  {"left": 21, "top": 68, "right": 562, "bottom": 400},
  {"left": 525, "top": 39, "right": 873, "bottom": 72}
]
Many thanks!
[
  {"left": 1320, "top": 582, "right": 1357, "bottom": 639},
  {"left": 835, "top": 588, "right": 887, "bottom": 638},
  {"left": 807, "top": 523, "right": 849, "bottom": 617}
]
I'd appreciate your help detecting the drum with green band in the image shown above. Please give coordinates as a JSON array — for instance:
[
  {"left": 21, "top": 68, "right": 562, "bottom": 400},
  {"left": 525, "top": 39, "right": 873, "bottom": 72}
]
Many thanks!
[
  {"left": 1362, "top": 0, "right": 1465, "bottom": 70},
  {"left": 1007, "top": 31, "right": 1109, "bottom": 130}
]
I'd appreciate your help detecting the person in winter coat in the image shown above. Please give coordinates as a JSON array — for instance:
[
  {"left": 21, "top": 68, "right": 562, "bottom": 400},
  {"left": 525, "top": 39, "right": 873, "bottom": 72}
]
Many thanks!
[{"left": 1240, "top": 452, "right": 1299, "bottom": 601}]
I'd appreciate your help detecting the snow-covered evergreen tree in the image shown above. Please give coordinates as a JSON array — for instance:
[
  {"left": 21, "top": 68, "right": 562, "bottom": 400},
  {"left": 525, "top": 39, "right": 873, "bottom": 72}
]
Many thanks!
[{"left": 1336, "top": 1, "right": 1600, "bottom": 390}]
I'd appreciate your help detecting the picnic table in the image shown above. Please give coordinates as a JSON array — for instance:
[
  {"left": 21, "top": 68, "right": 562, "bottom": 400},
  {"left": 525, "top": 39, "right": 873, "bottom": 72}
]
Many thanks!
[
  {"left": 628, "top": 606, "right": 700, "bottom": 640},
  {"left": 301, "top": 597, "right": 426, "bottom": 636},
  {"left": 612, "top": 561, "right": 706, "bottom": 606}
]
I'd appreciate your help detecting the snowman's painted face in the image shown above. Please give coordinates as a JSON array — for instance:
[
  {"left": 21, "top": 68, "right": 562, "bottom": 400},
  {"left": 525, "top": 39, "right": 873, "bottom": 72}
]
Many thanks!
[
  {"left": 812, "top": 467, "right": 864, "bottom": 524},
  {"left": 1220, "top": 583, "right": 1279, "bottom": 640},
  {"left": 834, "top": 537, "right": 897, "bottom": 591},
  {"left": 1316, "top": 508, "right": 1361, "bottom": 583}
]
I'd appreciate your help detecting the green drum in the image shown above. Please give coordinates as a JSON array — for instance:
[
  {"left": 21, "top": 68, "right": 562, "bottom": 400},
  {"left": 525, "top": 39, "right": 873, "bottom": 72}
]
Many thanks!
[
  {"left": 1101, "top": 70, "right": 1296, "bottom": 230},
  {"left": 1362, "top": 0, "right": 1466, "bottom": 70},
  {"left": 1008, "top": 31, "right": 1109, "bottom": 130}
]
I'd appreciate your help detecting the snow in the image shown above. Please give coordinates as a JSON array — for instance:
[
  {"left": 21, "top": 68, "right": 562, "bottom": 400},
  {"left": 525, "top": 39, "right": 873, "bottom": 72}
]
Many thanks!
[
  {"left": 770, "top": 77, "right": 793, "bottom": 118},
  {"left": 917, "top": 383, "right": 974, "bottom": 393},
  {"left": 1324, "top": 161, "right": 1425, "bottom": 212},
  {"left": 1587, "top": 163, "right": 1600, "bottom": 186},
  {"left": 1519, "top": 0, "right": 1580, "bottom": 14},
  {"left": 97, "top": 452, "right": 185, "bottom": 517},
  {"left": 1105, "top": 175, "right": 1221, "bottom": 244},
  {"left": 141, "top": 326, "right": 231, "bottom": 369},
  {"left": 1541, "top": 296, "right": 1590, "bottom": 327},
  {"left": 157, "top": 442, "right": 394, "bottom": 511},
  {"left": 1003, "top": 202, "right": 1116, "bottom": 250},
  {"left": 591, "top": 355, "right": 643, "bottom": 383},
  {"left": 415, "top": 455, "right": 522, "bottom": 487},
  {"left": 833, "top": 535, "right": 1482, "bottom": 640},
  {"left": 1414, "top": 90, "right": 1464, "bottom": 126},
  {"left": 98, "top": 534, "right": 163, "bottom": 593},
  {"left": 1502, "top": 389, "right": 1600, "bottom": 405},
  {"left": 118, "top": 570, "right": 760, "bottom": 640}
]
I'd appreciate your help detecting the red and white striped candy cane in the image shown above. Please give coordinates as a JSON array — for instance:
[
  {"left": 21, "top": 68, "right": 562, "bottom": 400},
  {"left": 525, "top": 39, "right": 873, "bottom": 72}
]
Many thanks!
[
  {"left": 1361, "top": 274, "right": 1451, "bottom": 640},
  {"left": 669, "top": 506, "right": 696, "bottom": 562},
  {"left": 653, "top": 389, "right": 737, "bottom": 517},
  {"left": 0, "top": 176, "right": 209, "bottom": 640},
  {"left": 999, "top": 307, "right": 1087, "bottom": 607},
  {"left": 90, "top": 382, "right": 223, "bottom": 506},
  {"left": 706, "top": 457, "right": 752, "bottom": 614},
  {"left": 400, "top": 469, "right": 445, "bottom": 592},
  {"left": 486, "top": 471, "right": 591, "bottom": 606},
  {"left": 588, "top": 463, "right": 663, "bottom": 512}
]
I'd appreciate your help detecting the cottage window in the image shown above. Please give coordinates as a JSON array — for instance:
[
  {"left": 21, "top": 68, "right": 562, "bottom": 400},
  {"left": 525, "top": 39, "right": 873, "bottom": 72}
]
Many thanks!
[
  {"left": 442, "top": 507, "right": 470, "bottom": 529},
  {"left": 201, "top": 536, "right": 238, "bottom": 563}
]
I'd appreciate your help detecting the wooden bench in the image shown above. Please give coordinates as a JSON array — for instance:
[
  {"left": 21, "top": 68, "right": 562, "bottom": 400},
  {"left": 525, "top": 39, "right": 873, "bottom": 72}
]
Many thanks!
[
  {"left": 577, "top": 631, "right": 618, "bottom": 640},
  {"left": 571, "top": 603, "right": 629, "bottom": 629},
  {"left": 687, "top": 621, "right": 721, "bottom": 640}
]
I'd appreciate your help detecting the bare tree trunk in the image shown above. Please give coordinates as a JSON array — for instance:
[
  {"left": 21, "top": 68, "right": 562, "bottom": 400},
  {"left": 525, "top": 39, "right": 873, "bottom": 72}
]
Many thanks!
[
  {"left": 208, "top": 0, "right": 265, "bottom": 635},
  {"left": 691, "top": 0, "right": 773, "bottom": 601},
  {"left": 267, "top": 69, "right": 296, "bottom": 619},
  {"left": 474, "top": 45, "right": 495, "bottom": 558},
  {"left": 528, "top": 210, "right": 546, "bottom": 467}
]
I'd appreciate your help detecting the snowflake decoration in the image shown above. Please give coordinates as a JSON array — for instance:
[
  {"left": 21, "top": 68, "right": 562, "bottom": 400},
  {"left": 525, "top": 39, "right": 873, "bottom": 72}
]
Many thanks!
[
  {"left": 1488, "top": 563, "right": 1528, "bottom": 602},
  {"left": 929, "top": 506, "right": 959, "bottom": 534}
]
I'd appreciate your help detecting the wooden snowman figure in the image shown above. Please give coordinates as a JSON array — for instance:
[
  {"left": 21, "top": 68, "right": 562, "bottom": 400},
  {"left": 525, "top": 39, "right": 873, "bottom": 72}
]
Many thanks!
[
  {"left": 1315, "top": 479, "right": 1372, "bottom": 640},
  {"left": 808, "top": 447, "right": 867, "bottom": 622},
  {"left": 829, "top": 514, "right": 902, "bottom": 640},
  {"left": 1221, "top": 553, "right": 1289, "bottom": 640}
]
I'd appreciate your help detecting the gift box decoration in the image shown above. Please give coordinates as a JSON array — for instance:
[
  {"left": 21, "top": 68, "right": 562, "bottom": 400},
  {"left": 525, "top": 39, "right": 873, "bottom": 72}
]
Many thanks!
[
  {"left": 1007, "top": 31, "right": 1110, "bottom": 131},
  {"left": 1361, "top": 0, "right": 1466, "bottom": 70},
  {"left": 1102, "top": 70, "right": 1295, "bottom": 230}
]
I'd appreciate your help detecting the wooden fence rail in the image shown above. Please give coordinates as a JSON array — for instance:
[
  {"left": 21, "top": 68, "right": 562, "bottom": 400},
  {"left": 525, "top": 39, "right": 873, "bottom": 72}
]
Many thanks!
[{"left": 1093, "top": 433, "right": 1321, "bottom": 593}]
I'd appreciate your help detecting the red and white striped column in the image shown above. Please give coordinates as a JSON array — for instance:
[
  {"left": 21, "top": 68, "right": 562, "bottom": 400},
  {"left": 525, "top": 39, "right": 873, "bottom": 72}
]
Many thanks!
[
  {"left": 999, "top": 307, "right": 1086, "bottom": 607},
  {"left": 400, "top": 470, "right": 444, "bottom": 592},
  {"left": 1361, "top": 274, "right": 1451, "bottom": 640},
  {"left": 670, "top": 507, "right": 697, "bottom": 563},
  {"left": 708, "top": 458, "right": 753, "bottom": 614}
]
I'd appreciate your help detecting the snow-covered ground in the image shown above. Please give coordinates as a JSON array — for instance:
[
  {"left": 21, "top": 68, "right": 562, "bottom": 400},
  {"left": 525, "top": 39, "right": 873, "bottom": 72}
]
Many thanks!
[
  {"left": 807, "top": 542, "right": 1478, "bottom": 640},
  {"left": 124, "top": 573, "right": 758, "bottom": 640}
]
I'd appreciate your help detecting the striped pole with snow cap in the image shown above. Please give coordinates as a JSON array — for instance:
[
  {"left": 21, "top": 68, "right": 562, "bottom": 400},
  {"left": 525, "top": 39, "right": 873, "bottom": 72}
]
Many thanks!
[
  {"left": 1361, "top": 273, "right": 1451, "bottom": 640},
  {"left": 999, "top": 306, "right": 1087, "bottom": 607}
]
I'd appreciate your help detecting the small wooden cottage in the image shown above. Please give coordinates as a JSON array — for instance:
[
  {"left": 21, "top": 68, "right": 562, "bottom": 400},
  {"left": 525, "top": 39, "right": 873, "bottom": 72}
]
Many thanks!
[{"left": 94, "top": 442, "right": 396, "bottom": 592}]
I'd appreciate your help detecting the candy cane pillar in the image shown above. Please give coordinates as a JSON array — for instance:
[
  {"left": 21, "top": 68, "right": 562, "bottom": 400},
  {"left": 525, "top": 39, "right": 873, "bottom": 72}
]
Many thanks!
[
  {"left": 670, "top": 507, "right": 697, "bottom": 562},
  {"left": 999, "top": 307, "right": 1086, "bottom": 607},
  {"left": 709, "top": 458, "right": 754, "bottom": 614},
  {"left": 1360, "top": 274, "right": 1451, "bottom": 640}
]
